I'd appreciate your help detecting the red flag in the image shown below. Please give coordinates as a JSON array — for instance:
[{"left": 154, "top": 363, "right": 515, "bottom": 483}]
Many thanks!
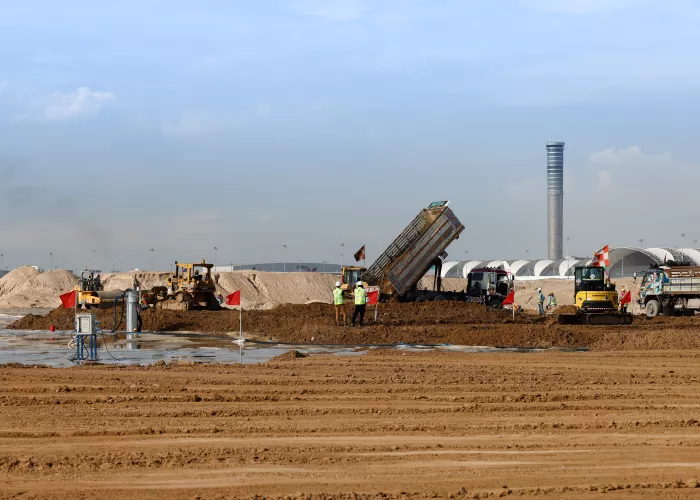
[
  {"left": 501, "top": 290, "right": 515, "bottom": 306},
  {"left": 354, "top": 245, "right": 365, "bottom": 262},
  {"left": 60, "top": 290, "right": 76, "bottom": 309},
  {"left": 367, "top": 290, "right": 379, "bottom": 305},
  {"left": 226, "top": 290, "right": 241, "bottom": 306},
  {"left": 620, "top": 291, "right": 632, "bottom": 305}
]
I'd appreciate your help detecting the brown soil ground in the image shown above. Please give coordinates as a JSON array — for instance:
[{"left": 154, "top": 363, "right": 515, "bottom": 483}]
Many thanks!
[
  {"left": 10, "top": 302, "right": 700, "bottom": 351},
  {"left": 2, "top": 351, "right": 700, "bottom": 498}
]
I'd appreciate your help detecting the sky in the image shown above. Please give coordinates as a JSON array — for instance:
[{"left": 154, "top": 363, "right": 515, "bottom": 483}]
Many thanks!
[{"left": 1, "top": 0, "right": 700, "bottom": 272}]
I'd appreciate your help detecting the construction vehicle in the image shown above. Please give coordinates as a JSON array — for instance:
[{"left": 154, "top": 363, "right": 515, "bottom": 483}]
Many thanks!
[
  {"left": 638, "top": 265, "right": 700, "bottom": 318},
  {"left": 466, "top": 267, "right": 514, "bottom": 308},
  {"left": 339, "top": 266, "right": 368, "bottom": 291},
  {"left": 74, "top": 270, "right": 124, "bottom": 309},
  {"left": 153, "top": 260, "right": 221, "bottom": 311},
  {"left": 344, "top": 201, "right": 467, "bottom": 302},
  {"left": 558, "top": 266, "right": 633, "bottom": 325}
]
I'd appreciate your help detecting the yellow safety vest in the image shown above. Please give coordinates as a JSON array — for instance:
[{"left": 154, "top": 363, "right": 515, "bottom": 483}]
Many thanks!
[
  {"left": 333, "top": 288, "right": 344, "bottom": 305},
  {"left": 355, "top": 287, "right": 367, "bottom": 305}
]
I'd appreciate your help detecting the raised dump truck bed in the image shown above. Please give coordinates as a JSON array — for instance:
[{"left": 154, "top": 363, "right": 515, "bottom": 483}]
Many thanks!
[{"left": 365, "top": 201, "right": 464, "bottom": 299}]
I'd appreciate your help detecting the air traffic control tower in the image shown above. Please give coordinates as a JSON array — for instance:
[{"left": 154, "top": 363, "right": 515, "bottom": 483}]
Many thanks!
[{"left": 546, "top": 140, "right": 565, "bottom": 260}]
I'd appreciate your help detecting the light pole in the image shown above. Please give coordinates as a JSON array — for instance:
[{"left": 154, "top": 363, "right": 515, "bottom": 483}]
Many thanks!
[
  {"left": 638, "top": 238, "right": 643, "bottom": 249},
  {"left": 0, "top": 253, "right": 3, "bottom": 271},
  {"left": 323, "top": 260, "right": 327, "bottom": 273},
  {"left": 340, "top": 242, "right": 344, "bottom": 269},
  {"left": 565, "top": 237, "right": 571, "bottom": 276},
  {"left": 150, "top": 248, "right": 154, "bottom": 271},
  {"left": 283, "top": 245, "right": 287, "bottom": 272},
  {"left": 213, "top": 246, "right": 218, "bottom": 267},
  {"left": 49, "top": 252, "right": 53, "bottom": 271}
]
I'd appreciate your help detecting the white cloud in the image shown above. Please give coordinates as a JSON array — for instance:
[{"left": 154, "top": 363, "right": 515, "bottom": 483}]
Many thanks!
[
  {"left": 288, "top": 0, "right": 367, "bottom": 21},
  {"left": 587, "top": 146, "right": 681, "bottom": 190},
  {"left": 520, "top": 0, "right": 646, "bottom": 14},
  {"left": 161, "top": 113, "right": 213, "bottom": 138},
  {"left": 37, "top": 87, "right": 115, "bottom": 122}
]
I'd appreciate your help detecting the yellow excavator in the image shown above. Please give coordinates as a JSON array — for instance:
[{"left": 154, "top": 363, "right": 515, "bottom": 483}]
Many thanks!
[
  {"left": 558, "top": 265, "right": 633, "bottom": 325},
  {"left": 152, "top": 260, "right": 221, "bottom": 311}
]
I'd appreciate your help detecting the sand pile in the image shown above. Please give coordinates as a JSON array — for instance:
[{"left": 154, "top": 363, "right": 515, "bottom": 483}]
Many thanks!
[
  {"left": 0, "top": 267, "right": 78, "bottom": 309},
  {"left": 214, "top": 271, "right": 338, "bottom": 309},
  {"left": 100, "top": 271, "right": 171, "bottom": 292}
]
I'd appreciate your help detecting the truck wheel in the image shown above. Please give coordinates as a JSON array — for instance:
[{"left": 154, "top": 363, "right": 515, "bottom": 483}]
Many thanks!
[
  {"left": 646, "top": 299, "right": 660, "bottom": 318},
  {"left": 433, "top": 295, "right": 447, "bottom": 302}
]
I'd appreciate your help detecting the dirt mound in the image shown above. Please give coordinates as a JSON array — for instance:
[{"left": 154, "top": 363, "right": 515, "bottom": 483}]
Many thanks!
[
  {"left": 0, "top": 267, "right": 78, "bottom": 309},
  {"left": 270, "top": 350, "right": 307, "bottom": 361}
]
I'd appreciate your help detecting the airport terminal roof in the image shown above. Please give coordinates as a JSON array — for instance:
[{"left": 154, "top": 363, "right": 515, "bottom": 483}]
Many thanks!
[{"left": 442, "top": 247, "right": 700, "bottom": 279}]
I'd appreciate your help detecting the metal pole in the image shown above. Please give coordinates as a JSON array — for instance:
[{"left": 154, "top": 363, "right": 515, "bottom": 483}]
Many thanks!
[
  {"left": 340, "top": 242, "right": 344, "bottom": 269},
  {"left": 283, "top": 245, "right": 287, "bottom": 272},
  {"left": 214, "top": 247, "right": 218, "bottom": 267},
  {"left": 239, "top": 307, "right": 243, "bottom": 339},
  {"left": 49, "top": 252, "right": 53, "bottom": 271},
  {"left": 512, "top": 276, "right": 515, "bottom": 321}
]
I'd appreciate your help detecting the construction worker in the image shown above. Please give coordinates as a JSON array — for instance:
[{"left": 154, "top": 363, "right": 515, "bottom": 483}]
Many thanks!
[
  {"left": 546, "top": 292, "right": 557, "bottom": 312},
  {"left": 536, "top": 288, "right": 545, "bottom": 316},
  {"left": 633, "top": 272, "right": 637, "bottom": 284},
  {"left": 136, "top": 294, "right": 150, "bottom": 332},
  {"left": 333, "top": 281, "right": 347, "bottom": 326},
  {"left": 619, "top": 286, "right": 629, "bottom": 313},
  {"left": 351, "top": 281, "right": 368, "bottom": 327}
]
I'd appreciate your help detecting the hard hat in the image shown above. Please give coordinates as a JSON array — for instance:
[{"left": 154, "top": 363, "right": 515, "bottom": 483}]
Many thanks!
[
  {"left": 335, "top": 281, "right": 341, "bottom": 287},
  {"left": 356, "top": 281, "right": 363, "bottom": 287},
  {"left": 537, "top": 288, "right": 542, "bottom": 291}
]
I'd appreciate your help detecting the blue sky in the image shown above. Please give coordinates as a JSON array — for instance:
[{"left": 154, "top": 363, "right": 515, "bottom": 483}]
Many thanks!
[{"left": 1, "top": 0, "right": 700, "bottom": 271}]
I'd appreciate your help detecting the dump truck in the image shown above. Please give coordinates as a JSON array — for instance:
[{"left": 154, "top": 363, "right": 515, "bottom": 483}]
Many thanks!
[
  {"left": 343, "top": 201, "right": 466, "bottom": 302},
  {"left": 638, "top": 265, "right": 700, "bottom": 318}
]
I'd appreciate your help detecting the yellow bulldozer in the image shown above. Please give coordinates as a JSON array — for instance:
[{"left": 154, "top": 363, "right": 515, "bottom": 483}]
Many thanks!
[{"left": 152, "top": 260, "right": 221, "bottom": 311}]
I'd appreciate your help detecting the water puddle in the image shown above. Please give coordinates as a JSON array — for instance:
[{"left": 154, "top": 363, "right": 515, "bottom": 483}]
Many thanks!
[{"left": 0, "top": 329, "right": 588, "bottom": 368}]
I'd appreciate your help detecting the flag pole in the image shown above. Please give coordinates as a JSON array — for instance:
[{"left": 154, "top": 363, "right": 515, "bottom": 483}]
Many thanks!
[
  {"left": 512, "top": 274, "right": 515, "bottom": 321},
  {"left": 239, "top": 306, "right": 243, "bottom": 339}
]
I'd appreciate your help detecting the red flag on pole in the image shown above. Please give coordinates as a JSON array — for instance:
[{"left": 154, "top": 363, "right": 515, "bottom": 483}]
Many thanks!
[
  {"left": 226, "top": 290, "right": 241, "bottom": 306},
  {"left": 60, "top": 290, "right": 76, "bottom": 309},
  {"left": 367, "top": 290, "right": 379, "bottom": 305},
  {"left": 620, "top": 291, "right": 632, "bottom": 305},
  {"left": 501, "top": 290, "right": 515, "bottom": 306},
  {"left": 354, "top": 245, "right": 365, "bottom": 262}
]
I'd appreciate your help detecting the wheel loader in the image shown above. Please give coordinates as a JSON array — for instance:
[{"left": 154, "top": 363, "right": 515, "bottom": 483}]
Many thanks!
[
  {"left": 557, "top": 265, "right": 633, "bottom": 325},
  {"left": 153, "top": 260, "right": 221, "bottom": 311}
]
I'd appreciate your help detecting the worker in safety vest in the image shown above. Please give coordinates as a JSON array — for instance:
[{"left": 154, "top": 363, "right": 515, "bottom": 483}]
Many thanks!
[
  {"left": 536, "top": 288, "right": 545, "bottom": 316},
  {"left": 546, "top": 292, "right": 557, "bottom": 312},
  {"left": 351, "top": 281, "right": 368, "bottom": 327},
  {"left": 333, "top": 281, "right": 347, "bottom": 327}
]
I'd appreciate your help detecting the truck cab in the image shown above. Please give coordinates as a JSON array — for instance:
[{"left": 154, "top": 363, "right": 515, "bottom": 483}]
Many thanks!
[{"left": 467, "top": 268, "right": 513, "bottom": 306}]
